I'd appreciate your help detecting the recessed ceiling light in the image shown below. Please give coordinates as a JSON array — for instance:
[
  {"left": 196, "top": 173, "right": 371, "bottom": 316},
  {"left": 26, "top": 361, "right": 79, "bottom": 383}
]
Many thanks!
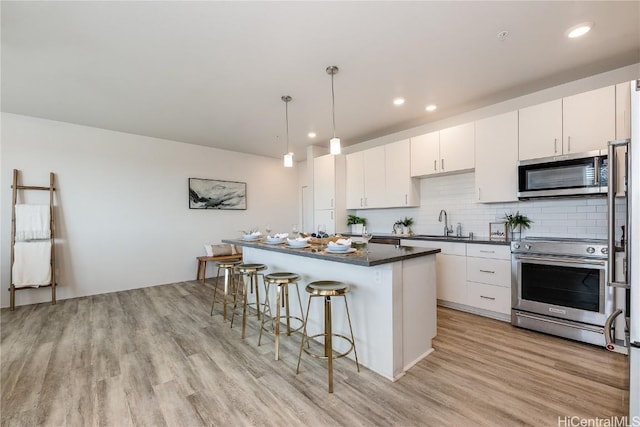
[
  {"left": 497, "top": 30, "right": 508, "bottom": 41},
  {"left": 307, "top": 132, "right": 316, "bottom": 138},
  {"left": 393, "top": 97, "right": 405, "bottom": 106},
  {"left": 425, "top": 104, "right": 437, "bottom": 112},
  {"left": 566, "top": 22, "right": 594, "bottom": 39}
]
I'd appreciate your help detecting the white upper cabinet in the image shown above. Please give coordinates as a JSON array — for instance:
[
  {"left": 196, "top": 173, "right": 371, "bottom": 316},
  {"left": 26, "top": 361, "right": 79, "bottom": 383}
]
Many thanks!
[
  {"left": 518, "top": 86, "right": 615, "bottom": 161},
  {"left": 410, "top": 131, "right": 440, "bottom": 176},
  {"left": 345, "top": 140, "right": 418, "bottom": 209},
  {"left": 475, "top": 111, "right": 519, "bottom": 203},
  {"left": 313, "top": 154, "right": 335, "bottom": 210},
  {"left": 438, "top": 122, "right": 475, "bottom": 173},
  {"left": 345, "top": 146, "right": 386, "bottom": 209},
  {"left": 385, "top": 139, "right": 419, "bottom": 207},
  {"left": 410, "top": 123, "right": 474, "bottom": 177},
  {"left": 363, "top": 146, "right": 387, "bottom": 208},
  {"left": 518, "top": 99, "right": 563, "bottom": 160},
  {"left": 562, "top": 85, "right": 615, "bottom": 154},
  {"left": 345, "top": 152, "right": 364, "bottom": 209}
]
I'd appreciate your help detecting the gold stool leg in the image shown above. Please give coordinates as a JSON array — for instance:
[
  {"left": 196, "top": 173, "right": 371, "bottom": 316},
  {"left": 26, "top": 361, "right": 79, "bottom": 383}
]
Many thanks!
[
  {"left": 222, "top": 267, "right": 234, "bottom": 321},
  {"left": 325, "top": 295, "right": 333, "bottom": 393},
  {"left": 343, "top": 295, "right": 360, "bottom": 372},
  {"left": 258, "top": 281, "right": 272, "bottom": 346},
  {"left": 284, "top": 284, "right": 292, "bottom": 336},
  {"left": 296, "top": 296, "right": 313, "bottom": 374},
  {"left": 274, "top": 284, "right": 282, "bottom": 360},
  {"left": 210, "top": 266, "right": 222, "bottom": 316}
]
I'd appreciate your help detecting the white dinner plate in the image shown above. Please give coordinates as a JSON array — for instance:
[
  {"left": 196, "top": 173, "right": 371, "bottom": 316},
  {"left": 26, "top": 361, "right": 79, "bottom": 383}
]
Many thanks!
[
  {"left": 287, "top": 243, "right": 310, "bottom": 249},
  {"left": 325, "top": 248, "right": 357, "bottom": 254}
]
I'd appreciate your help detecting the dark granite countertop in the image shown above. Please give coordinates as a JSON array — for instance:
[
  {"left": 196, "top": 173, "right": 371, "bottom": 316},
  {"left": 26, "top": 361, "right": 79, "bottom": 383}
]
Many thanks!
[{"left": 223, "top": 239, "right": 440, "bottom": 267}]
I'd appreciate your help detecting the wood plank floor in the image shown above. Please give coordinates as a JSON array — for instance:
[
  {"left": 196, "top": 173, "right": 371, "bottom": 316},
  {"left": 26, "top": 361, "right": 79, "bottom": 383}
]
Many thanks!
[{"left": 1, "top": 280, "right": 629, "bottom": 426}]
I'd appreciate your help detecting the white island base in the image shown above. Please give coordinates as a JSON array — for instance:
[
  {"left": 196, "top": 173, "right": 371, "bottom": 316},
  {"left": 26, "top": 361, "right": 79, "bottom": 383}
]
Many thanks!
[{"left": 241, "top": 246, "right": 437, "bottom": 381}]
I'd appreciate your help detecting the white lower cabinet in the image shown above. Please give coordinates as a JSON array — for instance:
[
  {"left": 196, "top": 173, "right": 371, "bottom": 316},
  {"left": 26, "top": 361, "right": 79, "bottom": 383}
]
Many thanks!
[
  {"left": 437, "top": 250, "right": 467, "bottom": 305},
  {"left": 467, "top": 283, "right": 511, "bottom": 314},
  {"left": 402, "top": 240, "right": 511, "bottom": 320},
  {"left": 466, "top": 244, "right": 511, "bottom": 316}
]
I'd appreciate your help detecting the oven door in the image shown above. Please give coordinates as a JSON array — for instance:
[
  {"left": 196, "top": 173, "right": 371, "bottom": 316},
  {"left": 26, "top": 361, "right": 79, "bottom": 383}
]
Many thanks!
[{"left": 512, "top": 254, "right": 613, "bottom": 326}]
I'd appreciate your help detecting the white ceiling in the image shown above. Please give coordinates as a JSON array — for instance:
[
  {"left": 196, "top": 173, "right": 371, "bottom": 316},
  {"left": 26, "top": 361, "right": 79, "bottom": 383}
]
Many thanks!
[{"left": 2, "top": 1, "right": 639, "bottom": 160}]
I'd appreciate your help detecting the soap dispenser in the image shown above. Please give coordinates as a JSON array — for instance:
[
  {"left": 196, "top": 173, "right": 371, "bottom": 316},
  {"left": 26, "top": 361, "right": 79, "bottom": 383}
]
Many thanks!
[{"left": 455, "top": 222, "right": 462, "bottom": 237}]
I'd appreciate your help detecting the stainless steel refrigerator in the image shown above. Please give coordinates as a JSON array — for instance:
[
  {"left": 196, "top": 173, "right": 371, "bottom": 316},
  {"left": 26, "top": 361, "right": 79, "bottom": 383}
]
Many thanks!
[{"left": 607, "top": 79, "right": 639, "bottom": 419}]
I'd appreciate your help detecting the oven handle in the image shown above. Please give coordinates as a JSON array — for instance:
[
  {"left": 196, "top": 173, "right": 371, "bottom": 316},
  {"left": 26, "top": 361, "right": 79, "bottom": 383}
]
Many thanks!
[
  {"left": 604, "top": 309, "right": 623, "bottom": 351},
  {"left": 514, "top": 255, "right": 606, "bottom": 266},
  {"left": 514, "top": 311, "right": 604, "bottom": 334}
]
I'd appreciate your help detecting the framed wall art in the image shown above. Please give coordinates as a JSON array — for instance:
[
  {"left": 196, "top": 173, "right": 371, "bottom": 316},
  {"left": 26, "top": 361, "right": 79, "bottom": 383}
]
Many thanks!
[
  {"left": 188, "top": 178, "right": 247, "bottom": 210},
  {"left": 489, "top": 221, "right": 508, "bottom": 241}
]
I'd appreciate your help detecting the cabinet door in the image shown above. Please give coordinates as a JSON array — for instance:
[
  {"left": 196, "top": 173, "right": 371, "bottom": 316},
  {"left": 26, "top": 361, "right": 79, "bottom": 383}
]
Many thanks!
[
  {"left": 563, "top": 85, "right": 615, "bottom": 154},
  {"left": 385, "top": 139, "right": 418, "bottom": 207},
  {"left": 313, "top": 209, "right": 335, "bottom": 236},
  {"left": 439, "top": 122, "right": 475, "bottom": 173},
  {"left": 363, "top": 146, "right": 386, "bottom": 208},
  {"left": 313, "top": 154, "right": 335, "bottom": 210},
  {"left": 518, "top": 99, "right": 562, "bottom": 160},
  {"left": 410, "top": 131, "right": 440, "bottom": 177},
  {"left": 345, "top": 152, "right": 364, "bottom": 209},
  {"left": 437, "top": 253, "right": 467, "bottom": 305},
  {"left": 475, "top": 111, "right": 518, "bottom": 203}
]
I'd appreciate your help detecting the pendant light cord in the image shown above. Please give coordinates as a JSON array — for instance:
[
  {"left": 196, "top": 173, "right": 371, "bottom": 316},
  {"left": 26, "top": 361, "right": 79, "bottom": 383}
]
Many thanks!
[{"left": 285, "top": 100, "right": 290, "bottom": 153}]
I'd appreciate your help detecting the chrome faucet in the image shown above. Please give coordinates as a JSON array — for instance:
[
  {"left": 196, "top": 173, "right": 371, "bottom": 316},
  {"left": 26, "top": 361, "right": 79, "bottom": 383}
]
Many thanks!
[{"left": 438, "top": 209, "right": 453, "bottom": 236}]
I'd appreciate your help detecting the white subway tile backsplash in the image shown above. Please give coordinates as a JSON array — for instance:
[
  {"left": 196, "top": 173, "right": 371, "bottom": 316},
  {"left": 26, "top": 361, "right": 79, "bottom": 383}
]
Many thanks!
[{"left": 354, "top": 171, "right": 611, "bottom": 239}]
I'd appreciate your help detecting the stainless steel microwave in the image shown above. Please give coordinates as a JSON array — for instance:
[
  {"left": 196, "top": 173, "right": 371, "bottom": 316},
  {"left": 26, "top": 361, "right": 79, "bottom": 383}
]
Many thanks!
[{"left": 517, "top": 150, "right": 608, "bottom": 199}]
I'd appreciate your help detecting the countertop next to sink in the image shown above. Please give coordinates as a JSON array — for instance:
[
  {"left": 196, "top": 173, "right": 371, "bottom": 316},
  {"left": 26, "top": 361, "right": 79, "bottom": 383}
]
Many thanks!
[{"left": 341, "top": 232, "right": 511, "bottom": 246}]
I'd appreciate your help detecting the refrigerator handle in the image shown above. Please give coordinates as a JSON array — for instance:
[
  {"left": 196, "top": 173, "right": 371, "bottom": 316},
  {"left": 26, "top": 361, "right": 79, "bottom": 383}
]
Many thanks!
[{"left": 607, "top": 139, "right": 630, "bottom": 288}]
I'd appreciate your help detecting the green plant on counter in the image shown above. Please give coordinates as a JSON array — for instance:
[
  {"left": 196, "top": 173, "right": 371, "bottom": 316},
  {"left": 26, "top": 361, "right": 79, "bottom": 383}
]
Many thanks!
[
  {"left": 347, "top": 215, "right": 367, "bottom": 226},
  {"left": 503, "top": 211, "right": 533, "bottom": 230},
  {"left": 400, "top": 217, "right": 414, "bottom": 227}
]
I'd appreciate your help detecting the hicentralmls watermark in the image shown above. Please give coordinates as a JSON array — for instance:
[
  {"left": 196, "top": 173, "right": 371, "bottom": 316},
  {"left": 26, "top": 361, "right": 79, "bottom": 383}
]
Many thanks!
[{"left": 558, "top": 416, "right": 640, "bottom": 427}]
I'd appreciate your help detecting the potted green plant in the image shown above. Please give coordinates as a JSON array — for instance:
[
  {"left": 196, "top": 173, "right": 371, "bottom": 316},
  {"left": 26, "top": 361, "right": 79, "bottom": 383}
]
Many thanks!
[
  {"left": 503, "top": 211, "right": 533, "bottom": 241},
  {"left": 347, "top": 215, "right": 367, "bottom": 234},
  {"left": 400, "top": 217, "right": 414, "bottom": 235}
]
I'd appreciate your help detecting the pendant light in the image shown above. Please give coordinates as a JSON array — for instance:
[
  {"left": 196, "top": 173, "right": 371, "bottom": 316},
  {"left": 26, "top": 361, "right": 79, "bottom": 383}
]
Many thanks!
[
  {"left": 282, "top": 95, "right": 294, "bottom": 168},
  {"left": 326, "top": 65, "right": 341, "bottom": 155}
]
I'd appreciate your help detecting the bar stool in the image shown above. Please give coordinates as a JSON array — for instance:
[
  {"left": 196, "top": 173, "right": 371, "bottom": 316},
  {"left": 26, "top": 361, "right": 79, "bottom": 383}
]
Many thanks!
[
  {"left": 231, "top": 263, "right": 267, "bottom": 339},
  {"left": 258, "top": 272, "right": 305, "bottom": 360},
  {"left": 296, "top": 280, "right": 360, "bottom": 393},
  {"left": 210, "top": 259, "right": 242, "bottom": 321}
]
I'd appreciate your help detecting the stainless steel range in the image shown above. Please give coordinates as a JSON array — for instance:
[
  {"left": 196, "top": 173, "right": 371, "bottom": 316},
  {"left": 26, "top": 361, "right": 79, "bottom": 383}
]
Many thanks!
[{"left": 511, "top": 237, "right": 614, "bottom": 346}]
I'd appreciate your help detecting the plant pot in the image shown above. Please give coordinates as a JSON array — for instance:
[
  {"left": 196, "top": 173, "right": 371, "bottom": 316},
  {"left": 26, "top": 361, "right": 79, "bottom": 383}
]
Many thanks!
[
  {"left": 402, "top": 226, "right": 412, "bottom": 235},
  {"left": 351, "top": 224, "right": 364, "bottom": 234},
  {"left": 509, "top": 225, "right": 522, "bottom": 241}
]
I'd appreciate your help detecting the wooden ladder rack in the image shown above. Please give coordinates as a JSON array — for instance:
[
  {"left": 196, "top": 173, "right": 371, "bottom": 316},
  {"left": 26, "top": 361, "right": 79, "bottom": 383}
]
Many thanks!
[{"left": 9, "top": 169, "right": 57, "bottom": 311}]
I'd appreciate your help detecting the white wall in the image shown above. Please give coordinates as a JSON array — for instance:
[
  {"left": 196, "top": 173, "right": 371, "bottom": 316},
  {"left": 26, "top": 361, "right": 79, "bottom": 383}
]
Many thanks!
[{"left": 1, "top": 113, "right": 299, "bottom": 308}]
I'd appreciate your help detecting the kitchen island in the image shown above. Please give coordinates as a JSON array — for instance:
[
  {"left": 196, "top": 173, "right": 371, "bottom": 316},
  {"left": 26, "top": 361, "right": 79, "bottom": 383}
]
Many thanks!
[{"left": 224, "top": 239, "right": 440, "bottom": 381}]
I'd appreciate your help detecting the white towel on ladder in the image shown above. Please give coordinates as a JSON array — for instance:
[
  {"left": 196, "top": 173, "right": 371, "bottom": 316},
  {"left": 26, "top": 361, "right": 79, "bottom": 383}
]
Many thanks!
[
  {"left": 15, "top": 204, "right": 51, "bottom": 241},
  {"left": 12, "top": 241, "right": 52, "bottom": 288}
]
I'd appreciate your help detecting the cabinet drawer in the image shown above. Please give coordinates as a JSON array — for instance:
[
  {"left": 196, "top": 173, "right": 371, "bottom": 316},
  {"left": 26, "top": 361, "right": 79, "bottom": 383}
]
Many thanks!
[
  {"left": 467, "top": 282, "right": 511, "bottom": 314},
  {"left": 466, "top": 244, "right": 510, "bottom": 260},
  {"left": 466, "top": 257, "right": 511, "bottom": 287}
]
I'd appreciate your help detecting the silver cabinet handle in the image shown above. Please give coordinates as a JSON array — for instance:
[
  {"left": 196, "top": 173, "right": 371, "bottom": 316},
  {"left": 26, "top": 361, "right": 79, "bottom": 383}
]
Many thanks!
[
  {"left": 330, "top": 198, "right": 333, "bottom": 208},
  {"left": 433, "top": 160, "right": 437, "bottom": 171},
  {"left": 480, "top": 295, "right": 495, "bottom": 301},
  {"left": 479, "top": 250, "right": 495, "bottom": 254},
  {"left": 479, "top": 269, "right": 495, "bottom": 274},
  {"left": 364, "top": 197, "right": 367, "bottom": 207},
  {"left": 554, "top": 138, "right": 558, "bottom": 154},
  {"left": 360, "top": 197, "right": 363, "bottom": 207},
  {"left": 405, "top": 194, "right": 408, "bottom": 205},
  {"left": 441, "top": 158, "right": 445, "bottom": 170},
  {"left": 477, "top": 187, "right": 481, "bottom": 201},
  {"left": 567, "top": 136, "right": 571, "bottom": 152}
]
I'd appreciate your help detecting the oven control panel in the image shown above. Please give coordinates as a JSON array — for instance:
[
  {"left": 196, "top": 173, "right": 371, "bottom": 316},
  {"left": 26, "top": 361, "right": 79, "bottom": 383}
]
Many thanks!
[{"left": 511, "top": 238, "right": 608, "bottom": 259}]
